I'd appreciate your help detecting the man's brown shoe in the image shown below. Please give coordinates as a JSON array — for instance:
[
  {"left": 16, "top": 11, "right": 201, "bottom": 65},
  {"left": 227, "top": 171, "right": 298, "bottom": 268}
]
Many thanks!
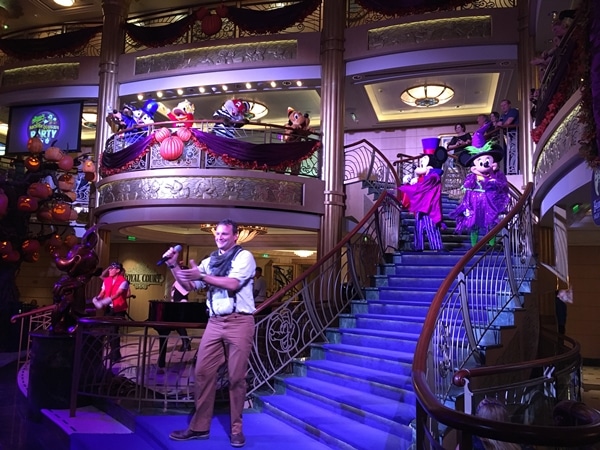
[
  {"left": 169, "top": 428, "right": 209, "bottom": 441},
  {"left": 230, "top": 432, "right": 246, "bottom": 447}
]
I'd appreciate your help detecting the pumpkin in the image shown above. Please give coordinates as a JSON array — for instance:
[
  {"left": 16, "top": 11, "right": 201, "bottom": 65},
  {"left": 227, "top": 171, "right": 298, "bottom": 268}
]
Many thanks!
[
  {"left": 27, "top": 182, "right": 53, "bottom": 199},
  {"left": 0, "top": 190, "right": 7, "bottom": 217},
  {"left": 62, "top": 191, "right": 77, "bottom": 202},
  {"left": 58, "top": 173, "right": 76, "bottom": 191},
  {"left": 48, "top": 234, "right": 63, "bottom": 248},
  {"left": 23, "top": 251, "right": 40, "bottom": 263},
  {"left": 24, "top": 156, "right": 41, "bottom": 171},
  {"left": 176, "top": 127, "right": 192, "bottom": 142},
  {"left": 2, "top": 250, "right": 20, "bottom": 263},
  {"left": 64, "top": 234, "right": 79, "bottom": 248},
  {"left": 22, "top": 239, "right": 41, "bottom": 254},
  {"left": 202, "top": 13, "right": 222, "bottom": 36},
  {"left": 37, "top": 205, "right": 53, "bottom": 222},
  {"left": 215, "top": 4, "right": 228, "bottom": 18},
  {"left": 69, "top": 208, "right": 78, "bottom": 221},
  {"left": 154, "top": 127, "right": 171, "bottom": 143},
  {"left": 0, "top": 241, "right": 12, "bottom": 255},
  {"left": 84, "top": 172, "right": 96, "bottom": 182},
  {"left": 58, "top": 155, "right": 74, "bottom": 171},
  {"left": 17, "top": 196, "right": 38, "bottom": 212},
  {"left": 51, "top": 202, "right": 71, "bottom": 222},
  {"left": 27, "top": 136, "right": 43, "bottom": 154},
  {"left": 159, "top": 136, "right": 184, "bottom": 161},
  {"left": 82, "top": 159, "right": 95, "bottom": 173},
  {"left": 45, "top": 145, "right": 63, "bottom": 161}
]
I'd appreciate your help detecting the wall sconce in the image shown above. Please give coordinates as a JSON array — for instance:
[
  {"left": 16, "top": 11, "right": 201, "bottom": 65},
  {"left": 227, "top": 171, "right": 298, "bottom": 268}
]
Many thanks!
[{"left": 293, "top": 250, "right": 315, "bottom": 258}]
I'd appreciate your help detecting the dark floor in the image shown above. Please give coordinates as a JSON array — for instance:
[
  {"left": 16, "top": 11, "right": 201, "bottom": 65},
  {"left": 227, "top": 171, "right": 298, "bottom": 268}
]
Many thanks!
[{"left": 0, "top": 360, "right": 67, "bottom": 450}]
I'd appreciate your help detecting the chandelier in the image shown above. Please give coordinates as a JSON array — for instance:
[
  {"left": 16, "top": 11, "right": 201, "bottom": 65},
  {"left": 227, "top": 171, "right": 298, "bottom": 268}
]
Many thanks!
[
  {"left": 400, "top": 84, "right": 454, "bottom": 108},
  {"left": 200, "top": 224, "right": 268, "bottom": 244}
]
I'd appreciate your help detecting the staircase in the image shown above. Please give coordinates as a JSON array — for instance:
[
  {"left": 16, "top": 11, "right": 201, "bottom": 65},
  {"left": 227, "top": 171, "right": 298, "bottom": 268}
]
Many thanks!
[{"left": 256, "top": 195, "right": 480, "bottom": 449}]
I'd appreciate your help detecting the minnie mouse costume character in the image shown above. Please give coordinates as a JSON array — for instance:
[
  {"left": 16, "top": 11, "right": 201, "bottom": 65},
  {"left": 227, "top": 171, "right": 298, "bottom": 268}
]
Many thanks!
[
  {"left": 399, "top": 138, "right": 448, "bottom": 251},
  {"left": 449, "top": 136, "right": 510, "bottom": 247}
]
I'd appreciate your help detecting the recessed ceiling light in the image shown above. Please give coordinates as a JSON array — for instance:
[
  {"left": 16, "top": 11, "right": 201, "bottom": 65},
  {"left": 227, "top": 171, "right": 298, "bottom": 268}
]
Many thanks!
[
  {"left": 137, "top": 94, "right": 144, "bottom": 100},
  {"left": 245, "top": 82, "right": 252, "bottom": 89},
  {"left": 54, "top": 0, "right": 75, "bottom": 6},
  {"left": 199, "top": 87, "right": 205, "bottom": 93},
  {"left": 177, "top": 88, "right": 183, "bottom": 95},
  {"left": 270, "top": 81, "right": 277, "bottom": 88},
  {"left": 282, "top": 81, "right": 292, "bottom": 86},
  {"left": 156, "top": 91, "right": 163, "bottom": 98},
  {"left": 296, "top": 80, "right": 303, "bottom": 87}
]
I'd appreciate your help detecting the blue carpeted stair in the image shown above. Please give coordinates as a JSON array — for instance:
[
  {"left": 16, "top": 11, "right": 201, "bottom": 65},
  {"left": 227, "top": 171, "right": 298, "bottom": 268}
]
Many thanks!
[{"left": 256, "top": 195, "right": 478, "bottom": 449}]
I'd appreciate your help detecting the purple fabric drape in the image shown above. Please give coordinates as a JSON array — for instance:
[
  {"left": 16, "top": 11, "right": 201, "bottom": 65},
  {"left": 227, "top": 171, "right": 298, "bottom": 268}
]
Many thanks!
[
  {"left": 227, "top": 0, "right": 320, "bottom": 34},
  {"left": 125, "top": 16, "right": 195, "bottom": 48},
  {"left": 100, "top": 129, "right": 320, "bottom": 173}
]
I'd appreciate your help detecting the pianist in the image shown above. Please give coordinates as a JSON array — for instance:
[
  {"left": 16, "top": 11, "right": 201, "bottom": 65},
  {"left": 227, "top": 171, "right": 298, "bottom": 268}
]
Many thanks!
[{"left": 164, "top": 219, "right": 256, "bottom": 448}]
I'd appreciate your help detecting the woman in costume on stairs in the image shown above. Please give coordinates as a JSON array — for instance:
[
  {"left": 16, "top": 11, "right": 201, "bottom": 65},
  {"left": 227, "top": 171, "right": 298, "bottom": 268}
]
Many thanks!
[{"left": 399, "top": 138, "right": 448, "bottom": 251}]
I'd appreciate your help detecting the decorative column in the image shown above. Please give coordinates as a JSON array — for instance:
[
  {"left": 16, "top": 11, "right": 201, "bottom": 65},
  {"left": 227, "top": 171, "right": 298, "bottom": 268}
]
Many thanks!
[
  {"left": 91, "top": 0, "right": 131, "bottom": 259},
  {"left": 318, "top": 0, "right": 346, "bottom": 255},
  {"left": 517, "top": 0, "right": 536, "bottom": 186}
]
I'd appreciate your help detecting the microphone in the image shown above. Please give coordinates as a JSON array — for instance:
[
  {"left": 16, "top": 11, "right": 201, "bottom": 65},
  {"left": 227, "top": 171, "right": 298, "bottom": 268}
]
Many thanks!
[{"left": 157, "top": 244, "right": 182, "bottom": 266}]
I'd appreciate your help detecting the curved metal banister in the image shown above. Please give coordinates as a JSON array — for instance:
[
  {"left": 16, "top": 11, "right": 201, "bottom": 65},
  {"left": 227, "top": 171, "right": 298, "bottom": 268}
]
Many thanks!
[{"left": 412, "top": 182, "right": 600, "bottom": 448}]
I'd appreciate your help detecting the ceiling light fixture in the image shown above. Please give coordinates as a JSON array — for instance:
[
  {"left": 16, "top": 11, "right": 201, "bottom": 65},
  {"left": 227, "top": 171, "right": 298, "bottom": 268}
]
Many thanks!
[
  {"left": 400, "top": 84, "right": 454, "bottom": 108},
  {"left": 293, "top": 250, "right": 315, "bottom": 258},
  {"left": 200, "top": 224, "right": 268, "bottom": 244},
  {"left": 54, "top": 0, "right": 75, "bottom": 6}
]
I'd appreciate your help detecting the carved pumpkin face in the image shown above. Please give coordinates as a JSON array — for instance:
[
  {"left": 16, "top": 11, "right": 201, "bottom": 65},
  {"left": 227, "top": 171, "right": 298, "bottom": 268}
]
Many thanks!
[
  {"left": 51, "top": 202, "right": 72, "bottom": 222},
  {"left": 36, "top": 205, "right": 53, "bottom": 222},
  {"left": 25, "top": 156, "right": 41, "bottom": 172},
  {"left": 48, "top": 234, "right": 63, "bottom": 248},
  {"left": 27, "top": 137, "right": 43, "bottom": 154},
  {"left": 0, "top": 241, "right": 13, "bottom": 255},
  {"left": 2, "top": 250, "right": 20, "bottom": 263},
  {"left": 82, "top": 159, "right": 95, "bottom": 173},
  {"left": 58, "top": 173, "right": 76, "bottom": 191},
  {"left": 17, "top": 196, "right": 39, "bottom": 212},
  {"left": 23, "top": 251, "right": 40, "bottom": 263},
  {"left": 22, "top": 239, "right": 41, "bottom": 254}
]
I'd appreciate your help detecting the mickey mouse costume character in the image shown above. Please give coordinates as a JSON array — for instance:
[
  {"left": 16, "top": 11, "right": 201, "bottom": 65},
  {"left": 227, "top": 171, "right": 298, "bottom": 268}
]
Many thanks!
[
  {"left": 399, "top": 137, "right": 448, "bottom": 251},
  {"left": 449, "top": 137, "right": 510, "bottom": 247}
]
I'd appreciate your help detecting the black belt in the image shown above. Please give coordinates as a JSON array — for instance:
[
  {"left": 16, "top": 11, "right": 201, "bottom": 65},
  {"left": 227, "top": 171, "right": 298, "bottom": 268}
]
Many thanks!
[{"left": 211, "top": 312, "right": 252, "bottom": 318}]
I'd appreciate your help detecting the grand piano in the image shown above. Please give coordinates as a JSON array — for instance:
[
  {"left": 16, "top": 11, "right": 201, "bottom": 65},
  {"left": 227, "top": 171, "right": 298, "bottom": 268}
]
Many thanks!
[{"left": 148, "top": 300, "right": 209, "bottom": 368}]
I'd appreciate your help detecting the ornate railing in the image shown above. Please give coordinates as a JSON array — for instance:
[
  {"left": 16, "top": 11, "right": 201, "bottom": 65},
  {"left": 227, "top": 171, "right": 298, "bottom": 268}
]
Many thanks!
[
  {"left": 344, "top": 139, "right": 401, "bottom": 197},
  {"left": 10, "top": 305, "right": 54, "bottom": 369},
  {"left": 100, "top": 120, "right": 322, "bottom": 179}
]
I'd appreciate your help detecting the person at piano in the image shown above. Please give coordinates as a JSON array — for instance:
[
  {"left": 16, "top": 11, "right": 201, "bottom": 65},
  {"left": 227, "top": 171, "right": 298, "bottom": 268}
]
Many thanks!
[
  {"left": 171, "top": 264, "right": 192, "bottom": 352},
  {"left": 91, "top": 261, "right": 129, "bottom": 363},
  {"left": 164, "top": 219, "right": 256, "bottom": 448},
  {"left": 253, "top": 267, "right": 267, "bottom": 305}
]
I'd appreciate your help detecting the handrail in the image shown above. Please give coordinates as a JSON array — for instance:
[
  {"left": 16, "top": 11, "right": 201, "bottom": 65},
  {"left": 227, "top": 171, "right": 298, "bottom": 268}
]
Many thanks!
[{"left": 412, "top": 182, "right": 600, "bottom": 448}]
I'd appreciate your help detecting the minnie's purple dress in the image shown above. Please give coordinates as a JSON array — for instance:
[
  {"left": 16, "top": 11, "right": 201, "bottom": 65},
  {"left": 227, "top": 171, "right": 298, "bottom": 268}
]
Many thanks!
[{"left": 450, "top": 170, "right": 509, "bottom": 234}]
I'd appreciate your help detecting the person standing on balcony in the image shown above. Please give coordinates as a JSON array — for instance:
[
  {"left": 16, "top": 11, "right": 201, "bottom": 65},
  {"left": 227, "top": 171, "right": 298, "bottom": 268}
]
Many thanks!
[
  {"left": 446, "top": 123, "right": 472, "bottom": 156},
  {"left": 497, "top": 99, "right": 519, "bottom": 128},
  {"left": 164, "top": 219, "right": 256, "bottom": 448}
]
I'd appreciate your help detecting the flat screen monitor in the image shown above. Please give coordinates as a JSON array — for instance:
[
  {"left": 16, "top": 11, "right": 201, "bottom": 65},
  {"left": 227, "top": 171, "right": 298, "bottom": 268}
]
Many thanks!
[{"left": 5, "top": 101, "right": 84, "bottom": 154}]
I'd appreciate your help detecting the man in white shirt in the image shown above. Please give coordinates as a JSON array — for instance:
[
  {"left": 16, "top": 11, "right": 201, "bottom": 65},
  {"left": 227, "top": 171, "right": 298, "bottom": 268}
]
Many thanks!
[{"left": 165, "top": 219, "right": 256, "bottom": 448}]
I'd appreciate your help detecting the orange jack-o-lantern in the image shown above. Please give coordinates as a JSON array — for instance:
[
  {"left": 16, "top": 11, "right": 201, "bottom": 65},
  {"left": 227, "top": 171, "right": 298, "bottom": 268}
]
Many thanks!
[
  {"left": 0, "top": 241, "right": 12, "bottom": 255},
  {"left": 23, "top": 251, "right": 40, "bottom": 263},
  {"left": 176, "top": 127, "right": 192, "bottom": 142},
  {"left": 27, "top": 182, "right": 53, "bottom": 199},
  {"left": 201, "top": 13, "right": 222, "bottom": 36},
  {"left": 27, "top": 137, "right": 43, "bottom": 154},
  {"left": 159, "top": 136, "right": 184, "bottom": 161},
  {"left": 17, "top": 196, "right": 39, "bottom": 212},
  {"left": 82, "top": 159, "right": 96, "bottom": 173},
  {"left": 0, "top": 190, "right": 8, "bottom": 217},
  {"left": 58, "top": 155, "right": 74, "bottom": 172},
  {"left": 154, "top": 127, "right": 172, "bottom": 143},
  {"left": 64, "top": 234, "right": 79, "bottom": 248},
  {"left": 25, "top": 156, "right": 42, "bottom": 172},
  {"left": 51, "top": 202, "right": 72, "bottom": 222},
  {"left": 48, "top": 234, "right": 63, "bottom": 248},
  {"left": 36, "top": 205, "right": 53, "bottom": 222},
  {"left": 58, "top": 173, "right": 76, "bottom": 191},
  {"left": 22, "top": 239, "right": 41, "bottom": 254},
  {"left": 2, "top": 250, "right": 20, "bottom": 263},
  {"left": 45, "top": 145, "right": 63, "bottom": 162}
]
